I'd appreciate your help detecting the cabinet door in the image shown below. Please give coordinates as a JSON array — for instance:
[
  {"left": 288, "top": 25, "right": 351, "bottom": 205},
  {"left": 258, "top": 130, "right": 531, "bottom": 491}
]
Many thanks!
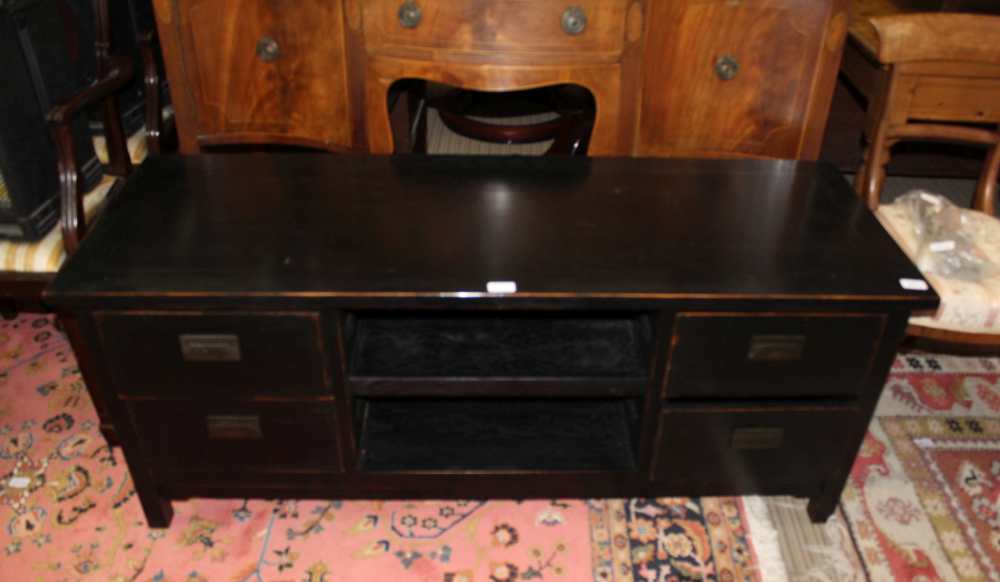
[
  {"left": 178, "top": 0, "right": 352, "bottom": 149},
  {"left": 637, "top": 0, "right": 845, "bottom": 159}
]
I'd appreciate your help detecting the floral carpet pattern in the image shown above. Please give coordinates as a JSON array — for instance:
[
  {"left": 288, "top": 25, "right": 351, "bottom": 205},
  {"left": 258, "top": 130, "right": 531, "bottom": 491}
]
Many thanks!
[
  {"left": 842, "top": 353, "right": 1000, "bottom": 581},
  {"left": 0, "top": 315, "right": 776, "bottom": 582}
]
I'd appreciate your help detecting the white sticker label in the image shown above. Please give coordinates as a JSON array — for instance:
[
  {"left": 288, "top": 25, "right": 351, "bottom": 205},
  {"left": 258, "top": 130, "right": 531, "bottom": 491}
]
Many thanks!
[
  {"left": 486, "top": 281, "right": 517, "bottom": 294},
  {"left": 920, "top": 193, "right": 942, "bottom": 206},
  {"left": 899, "top": 278, "right": 930, "bottom": 291},
  {"left": 929, "top": 240, "right": 956, "bottom": 252},
  {"left": 7, "top": 476, "right": 30, "bottom": 489}
]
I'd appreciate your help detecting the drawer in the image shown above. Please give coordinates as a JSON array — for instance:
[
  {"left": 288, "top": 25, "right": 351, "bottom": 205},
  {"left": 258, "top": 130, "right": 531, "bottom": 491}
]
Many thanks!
[
  {"left": 96, "top": 312, "right": 329, "bottom": 398},
  {"left": 650, "top": 406, "right": 855, "bottom": 494},
  {"left": 364, "top": 0, "right": 627, "bottom": 57},
  {"left": 180, "top": 0, "right": 353, "bottom": 148},
  {"left": 128, "top": 401, "right": 342, "bottom": 476},
  {"left": 663, "top": 313, "right": 884, "bottom": 400}
]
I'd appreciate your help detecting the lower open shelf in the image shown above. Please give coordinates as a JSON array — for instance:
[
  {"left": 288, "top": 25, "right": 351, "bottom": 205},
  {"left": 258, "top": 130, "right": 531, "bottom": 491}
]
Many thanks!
[{"left": 356, "top": 398, "right": 642, "bottom": 472}]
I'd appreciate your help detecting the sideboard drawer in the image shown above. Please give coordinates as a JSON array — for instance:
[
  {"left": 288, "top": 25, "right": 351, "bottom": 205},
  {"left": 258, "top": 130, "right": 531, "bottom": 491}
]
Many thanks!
[
  {"left": 179, "top": 0, "right": 353, "bottom": 149},
  {"left": 651, "top": 406, "right": 855, "bottom": 494},
  {"left": 96, "top": 312, "right": 329, "bottom": 398},
  {"left": 128, "top": 401, "right": 343, "bottom": 476},
  {"left": 363, "top": 0, "right": 627, "bottom": 57},
  {"left": 664, "top": 313, "right": 884, "bottom": 400}
]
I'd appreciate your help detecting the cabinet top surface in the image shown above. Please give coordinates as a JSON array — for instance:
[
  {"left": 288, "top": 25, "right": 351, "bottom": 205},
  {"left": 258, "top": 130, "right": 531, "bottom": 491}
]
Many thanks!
[{"left": 47, "top": 154, "right": 936, "bottom": 307}]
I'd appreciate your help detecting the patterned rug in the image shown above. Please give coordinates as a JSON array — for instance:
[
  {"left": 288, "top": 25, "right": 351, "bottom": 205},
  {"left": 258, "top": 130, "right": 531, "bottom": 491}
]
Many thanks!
[
  {"left": 0, "top": 315, "right": 782, "bottom": 582},
  {"left": 841, "top": 354, "right": 1000, "bottom": 581}
]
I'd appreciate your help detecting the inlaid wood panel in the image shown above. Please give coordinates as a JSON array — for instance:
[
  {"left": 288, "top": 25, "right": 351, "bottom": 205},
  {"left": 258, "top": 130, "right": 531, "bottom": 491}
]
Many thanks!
[
  {"left": 636, "top": 0, "right": 847, "bottom": 159},
  {"left": 178, "top": 0, "right": 352, "bottom": 150}
]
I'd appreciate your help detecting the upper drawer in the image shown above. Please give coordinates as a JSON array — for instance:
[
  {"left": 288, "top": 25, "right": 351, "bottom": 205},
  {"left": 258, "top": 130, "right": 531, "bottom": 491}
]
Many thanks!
[
  {"left": 663, "top": 313, "right": 885, "bottom": 400},
  {"left": 363, "top": 0, "right": 628, "bottom": 57},
  {"left": 96, "top": 312, "right": 330, "bottom": 398}
]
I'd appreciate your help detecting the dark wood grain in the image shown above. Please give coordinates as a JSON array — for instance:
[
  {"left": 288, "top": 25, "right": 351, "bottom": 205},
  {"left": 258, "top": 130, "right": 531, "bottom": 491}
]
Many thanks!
[{"left": 47, "top": 155, "right": 936, "bottom": 308}]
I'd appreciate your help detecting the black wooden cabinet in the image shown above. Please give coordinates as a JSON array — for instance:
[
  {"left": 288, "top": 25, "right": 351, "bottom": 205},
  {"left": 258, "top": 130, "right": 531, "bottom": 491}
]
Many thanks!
[{"left": 46, "top": 155, "right": 938, "bottom": 528}]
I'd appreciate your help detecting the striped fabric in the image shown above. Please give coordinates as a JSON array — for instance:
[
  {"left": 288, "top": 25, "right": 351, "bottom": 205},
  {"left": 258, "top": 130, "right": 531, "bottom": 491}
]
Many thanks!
[
  {"left": 426, "top": 108, "right": 556, "bottom": 156},
  {"left": 0, "top": 131, "right": 148, "bottom": 274}
]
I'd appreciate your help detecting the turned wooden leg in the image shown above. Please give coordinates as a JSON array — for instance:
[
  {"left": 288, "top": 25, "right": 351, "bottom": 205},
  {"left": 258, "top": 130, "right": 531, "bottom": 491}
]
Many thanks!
[{"left": 973, "top": 138, "right": 1000, "bottom": 214}]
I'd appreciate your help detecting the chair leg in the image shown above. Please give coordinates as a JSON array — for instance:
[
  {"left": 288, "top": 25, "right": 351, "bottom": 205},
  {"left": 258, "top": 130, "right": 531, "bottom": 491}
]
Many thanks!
[{"left": 973, "top": 139, "right": 1000, "bottom": 215}]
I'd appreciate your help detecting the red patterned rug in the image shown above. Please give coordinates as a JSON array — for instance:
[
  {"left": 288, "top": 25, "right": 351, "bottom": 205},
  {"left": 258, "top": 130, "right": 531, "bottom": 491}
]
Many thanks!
[
  {"left": 842, "top": 354, "right": 1000, "bottom": 581},
  {"left": 0, "top": 315, "right": 782, "bottom": 581}
]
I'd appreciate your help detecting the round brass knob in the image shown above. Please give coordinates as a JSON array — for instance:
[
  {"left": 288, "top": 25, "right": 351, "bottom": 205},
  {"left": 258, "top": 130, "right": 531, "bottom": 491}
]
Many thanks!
[
  {"left": 561, "top": 6, "right": 587, "bottom": 35},
  {"left": 255, "top": 36, "right": 280, "bottom": 62},
  {"left": 715, "top": 55, "right": 739, "bottom": 80},
  {"left": 398, "top": 1, "right": 422, "bottom": 28}
]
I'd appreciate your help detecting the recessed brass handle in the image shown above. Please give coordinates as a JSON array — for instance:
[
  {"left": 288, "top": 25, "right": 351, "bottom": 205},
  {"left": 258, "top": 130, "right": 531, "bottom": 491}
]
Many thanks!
[
  {"left": 206, "top": 415, "right": 262, "bottom": 440},
  {"left": 715, "top": 55, "right": 739, "bottom": 80},
  {"left": 561, "top": 6, "right": 587, "bottom": 35},
  {"left": 180, "top": 334, "right": 241, "bottom": 362},
  {"left": 255, "top": 36, "right": 280, "bottom": 62},
  {"left": 398, "top": 1, "right": 422, "bottom": 28},
  {"left": 731, "top": 427, "right": 784, "bottom": 450},
  {"left": 746, "top": 334, "right": 805, "bottom": 362}
]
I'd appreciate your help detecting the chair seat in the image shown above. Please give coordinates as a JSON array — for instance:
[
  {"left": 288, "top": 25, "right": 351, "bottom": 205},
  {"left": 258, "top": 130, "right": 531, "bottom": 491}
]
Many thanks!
[
  {"left": 876, "top": 202, "right": 1000, "bottom": 334},
  {"left": 0, "top": 131, "right": 148, "bottom": 274}
]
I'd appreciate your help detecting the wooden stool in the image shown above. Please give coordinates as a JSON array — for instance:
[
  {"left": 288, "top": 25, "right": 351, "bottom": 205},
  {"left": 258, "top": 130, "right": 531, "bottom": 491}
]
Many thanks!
[{"left": 852, "top": 13, "right": 1000, "bottom": 211}]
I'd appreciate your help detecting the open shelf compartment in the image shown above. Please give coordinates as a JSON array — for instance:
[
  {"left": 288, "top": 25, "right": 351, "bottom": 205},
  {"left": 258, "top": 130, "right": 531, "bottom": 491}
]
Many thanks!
[
  {"left": 346, "top": 311, "right": 654, "bottom": 396},
  {"left": 356, "top": 397, "right": 642, "bottom": 472}
]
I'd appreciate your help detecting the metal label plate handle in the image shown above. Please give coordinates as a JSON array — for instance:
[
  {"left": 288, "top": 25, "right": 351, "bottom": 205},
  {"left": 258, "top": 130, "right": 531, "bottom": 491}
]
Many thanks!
[
  {"left": 206, "top": 415, "right": 262, "bottom": 439},
  {"left": 180, "top": 334, "right": 241, "bottom": 362},
  {"left": 731, "top": 427, "right": 784, "bottom": 450},
  {"left": 746, "top": 334, "right": 805, "bottom": 362}
]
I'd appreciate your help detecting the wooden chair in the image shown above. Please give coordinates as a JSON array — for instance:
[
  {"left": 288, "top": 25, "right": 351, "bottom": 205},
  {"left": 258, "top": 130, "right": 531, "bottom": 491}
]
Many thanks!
[
  {"left": 0, "top": 0, "right": 160, "bottom": 315},
  {"left": 851, "top": 13, "right": 1000, "bottom": 350},
  {"left": 417, "top": 85, "right": 595, "bottom": 156}
]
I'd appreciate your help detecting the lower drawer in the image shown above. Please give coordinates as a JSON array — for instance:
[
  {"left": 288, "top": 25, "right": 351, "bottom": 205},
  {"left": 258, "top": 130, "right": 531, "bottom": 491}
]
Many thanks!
[
  {"left": 650, "top": 406, "right": 856, "bottom": 495},
  {"left": 128, "top": 401, "right": 343, "bottom": 476}
]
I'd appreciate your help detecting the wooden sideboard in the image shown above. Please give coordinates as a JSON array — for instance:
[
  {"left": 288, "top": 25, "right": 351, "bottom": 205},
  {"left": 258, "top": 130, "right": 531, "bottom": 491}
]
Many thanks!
[
  {"left": 47, "top": 155, "right": 937, "bottom": 527},
  {"left": 151, "top": 0, "right": 848, "bottom": 158}
]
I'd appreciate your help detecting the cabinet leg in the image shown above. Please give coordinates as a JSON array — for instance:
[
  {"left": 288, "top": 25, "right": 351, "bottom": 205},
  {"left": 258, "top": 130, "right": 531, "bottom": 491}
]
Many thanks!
[
  {"left": 806, "top": 494, "right": 839, "bottom": 523},
  {"left": 99, "top": 423, "right": 119, "bottom": 448},
  {"left": 137, "top": 491, "right": 174, "bottom": 528}
]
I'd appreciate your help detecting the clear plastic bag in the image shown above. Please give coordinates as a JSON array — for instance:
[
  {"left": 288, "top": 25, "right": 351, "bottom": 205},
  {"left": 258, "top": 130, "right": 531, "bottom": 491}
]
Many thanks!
[{"left": 894, "top": 191, "right": 1000, "bottom": 282}]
